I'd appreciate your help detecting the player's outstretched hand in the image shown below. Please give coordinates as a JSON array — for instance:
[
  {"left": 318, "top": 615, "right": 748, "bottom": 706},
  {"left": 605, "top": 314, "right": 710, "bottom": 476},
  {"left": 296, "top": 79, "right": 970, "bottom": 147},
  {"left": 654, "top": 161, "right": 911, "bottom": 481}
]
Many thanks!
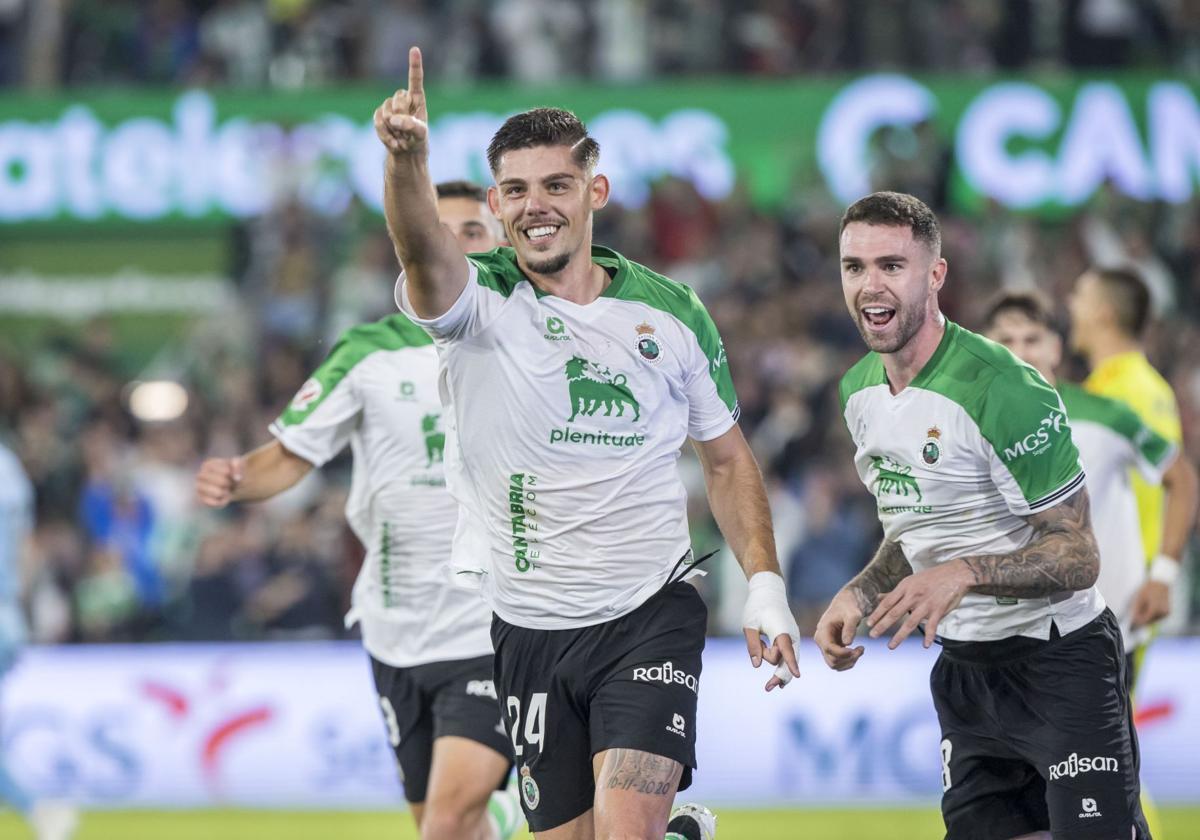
[
  {"left": 374, "top": 47, "right": 429, "bottom": 158},
  {"left": 814, "top": 589, "right": 865, "bottom": 671},
  {"left": 195, "top": 456, "right": 245, "bottom": 508},
  {"left": 867, "top": 559, "right": 970, "bottom": 649},
  {"left": 742, "top": 571, "right": 802, "bottom": 692}
]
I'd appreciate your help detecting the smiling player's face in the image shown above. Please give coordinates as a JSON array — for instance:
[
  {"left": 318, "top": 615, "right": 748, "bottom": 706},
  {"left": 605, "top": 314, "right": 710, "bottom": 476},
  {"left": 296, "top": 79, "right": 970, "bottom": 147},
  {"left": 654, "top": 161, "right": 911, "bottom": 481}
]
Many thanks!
[
  {"left": 839, "top": 223, "right": 944, "bottom": 354},
  {"left": 488, "top": 145, "right": 609, "bottom": 276}
]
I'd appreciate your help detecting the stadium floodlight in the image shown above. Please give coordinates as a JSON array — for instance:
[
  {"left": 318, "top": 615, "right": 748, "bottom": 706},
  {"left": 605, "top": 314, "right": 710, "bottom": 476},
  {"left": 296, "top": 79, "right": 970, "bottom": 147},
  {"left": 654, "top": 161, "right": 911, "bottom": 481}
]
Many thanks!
[{"left": 127, "top": 380, "right": 189, "bottom": 422}]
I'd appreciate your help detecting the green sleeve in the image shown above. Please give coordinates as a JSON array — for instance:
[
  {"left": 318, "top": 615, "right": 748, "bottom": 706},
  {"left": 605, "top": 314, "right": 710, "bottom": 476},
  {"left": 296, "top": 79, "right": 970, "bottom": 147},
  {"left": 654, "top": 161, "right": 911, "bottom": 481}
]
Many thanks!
[{"left": 980, "top": 367, "right": 1085, "bottom": 514}]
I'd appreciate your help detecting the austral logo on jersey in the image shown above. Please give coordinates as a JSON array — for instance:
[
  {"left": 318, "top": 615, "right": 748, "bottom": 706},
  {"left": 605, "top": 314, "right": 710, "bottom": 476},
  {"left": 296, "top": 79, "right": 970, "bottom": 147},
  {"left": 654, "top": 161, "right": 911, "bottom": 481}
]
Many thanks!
[
  {"left": 870, "top": 456, "right": 932, "bottom": 514},
  {"left": 550, "top": 356, "right": 647, "bottom": 448},
  {"left": 543, "top": 316, "right": 571, "bottom": 342},
  {"left": 634, "top": 322, "right": 665, "bottom": 363},
  {"left": 1003, "top": 410, "right": 1065, "bottom": 462},
  {"left": 1048, "top": 752, "right": 1118, "bottom": 781}
]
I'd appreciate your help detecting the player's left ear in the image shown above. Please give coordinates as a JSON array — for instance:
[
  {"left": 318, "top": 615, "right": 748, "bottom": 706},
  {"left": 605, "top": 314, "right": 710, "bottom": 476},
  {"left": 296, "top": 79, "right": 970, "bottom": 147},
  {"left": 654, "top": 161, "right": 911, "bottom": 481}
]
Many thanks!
[
  {"left": 589, "top": 174, "right": 610, "bottom": 211},
  {"left": 929, "top": 257, "right": 948, "bottom": 292}
]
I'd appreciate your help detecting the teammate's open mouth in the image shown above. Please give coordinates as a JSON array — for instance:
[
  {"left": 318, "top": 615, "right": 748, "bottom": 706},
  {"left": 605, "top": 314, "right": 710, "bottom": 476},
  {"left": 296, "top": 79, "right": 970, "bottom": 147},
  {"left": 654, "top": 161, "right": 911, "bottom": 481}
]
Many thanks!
[
  {"left": 524, "top": 224, "right": 561, "bottom": 244},
  {"left": 861, "top": 305, "right": 896, "bottom": 329}
]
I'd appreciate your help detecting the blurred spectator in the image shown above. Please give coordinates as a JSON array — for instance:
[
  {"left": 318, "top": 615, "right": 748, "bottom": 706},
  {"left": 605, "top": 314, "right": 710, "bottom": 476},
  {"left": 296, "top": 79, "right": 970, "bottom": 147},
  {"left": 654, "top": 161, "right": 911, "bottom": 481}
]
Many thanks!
[{"left": 4, "top": 0, "right": 1189, "bottom": 88}]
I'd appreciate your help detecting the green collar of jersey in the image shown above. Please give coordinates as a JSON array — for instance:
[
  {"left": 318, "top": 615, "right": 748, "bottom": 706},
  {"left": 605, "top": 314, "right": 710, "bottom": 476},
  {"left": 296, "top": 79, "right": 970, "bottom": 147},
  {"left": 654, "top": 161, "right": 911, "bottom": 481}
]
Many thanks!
[
  {"left": 907, "top": 319, "right": 958, "bottom": 391},
  {"left": 497, "top": 244, "right": 628, "bottom": 300}
]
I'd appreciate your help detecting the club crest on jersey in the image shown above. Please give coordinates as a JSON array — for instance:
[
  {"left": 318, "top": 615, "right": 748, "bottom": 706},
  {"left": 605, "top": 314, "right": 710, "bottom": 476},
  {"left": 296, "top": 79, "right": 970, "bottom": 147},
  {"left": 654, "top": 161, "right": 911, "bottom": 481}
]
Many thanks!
[
  {"left": 290, "top": 378, "right": 323, "bottom": 412},
  {"left": 520, "top": 765, "right": 540, "bottom": 810},
  {"left": 922, "top": 426, "right": 942, "bottom": 467},
  {"left": 634, "top": 322, "right": 664, "bottom": 363}
]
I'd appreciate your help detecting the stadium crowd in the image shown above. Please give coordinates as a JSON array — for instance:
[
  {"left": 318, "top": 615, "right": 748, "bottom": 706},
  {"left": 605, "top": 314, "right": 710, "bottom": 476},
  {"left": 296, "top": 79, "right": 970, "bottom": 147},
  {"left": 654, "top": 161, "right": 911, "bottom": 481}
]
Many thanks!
[
  {"left": 0, "top": 0, "right": 1197, "bottom": 89},
  {"left": 3, "top": 110, "right": 1199, "bottom": 646}
]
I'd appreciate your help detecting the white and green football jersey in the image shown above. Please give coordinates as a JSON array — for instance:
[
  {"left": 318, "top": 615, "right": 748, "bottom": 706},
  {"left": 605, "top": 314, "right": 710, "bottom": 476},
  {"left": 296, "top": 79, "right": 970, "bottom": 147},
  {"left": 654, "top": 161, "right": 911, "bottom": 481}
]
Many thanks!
[
  {"left": 270, "top": 314, "right": 493, "bottom": 667},
  {"left": 1058, "top": 381, "right": 1176, "bottom": 647},
  {"left": 839, "top": 321, "right": 1103, "bottom": 642},
  {"left": 397, "top": 246, "right": 738, "bottom": 630}
]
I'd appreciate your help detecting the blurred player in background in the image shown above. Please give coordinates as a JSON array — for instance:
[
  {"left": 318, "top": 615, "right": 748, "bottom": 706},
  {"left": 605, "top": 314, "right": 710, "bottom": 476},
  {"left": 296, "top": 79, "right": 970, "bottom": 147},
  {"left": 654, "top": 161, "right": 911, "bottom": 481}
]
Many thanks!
[
  {"left": 817, "top": 191, "right": 1149, "bottom": 839},
  {"left": 194, "top": 182, "right": 524, "bottom": 840},
  {"left": 0, "top": 442, "right": 78, "bottom": 840},
  {"left": 1068, "top": 267, "right": 1200, "bottom": 679},
  {"left": 376, "top": 46, "right": 799, "bottom": 840},
  {"left": 983, "top": 291, "right": 1197, "bottom": 678}
]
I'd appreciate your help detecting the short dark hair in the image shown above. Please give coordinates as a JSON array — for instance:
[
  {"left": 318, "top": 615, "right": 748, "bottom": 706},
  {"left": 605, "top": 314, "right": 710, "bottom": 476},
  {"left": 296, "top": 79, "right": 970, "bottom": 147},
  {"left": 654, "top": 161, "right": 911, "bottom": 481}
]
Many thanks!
[
  {"left": 486, "top": 108, "right": 600, "bottom": 174},
  {"left": 435, "top": 180, "right": 486, "bottom": 202},
  {"left": 982, "top": 290, "right": 1057, "bottom": 333},
  {"left": 1091, "top": 266, "right": 1151, "bottom": 337},
  {"left": 840, "top": 191, "right": 941, "bottom": 256}
]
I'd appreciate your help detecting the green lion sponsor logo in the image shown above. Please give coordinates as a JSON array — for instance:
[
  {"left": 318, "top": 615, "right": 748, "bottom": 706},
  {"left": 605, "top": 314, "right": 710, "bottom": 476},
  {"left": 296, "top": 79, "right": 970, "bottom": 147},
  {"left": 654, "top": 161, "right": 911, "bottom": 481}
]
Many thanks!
[
  {"left": 550, "top": 356, "right": 647, "bottom": 448},
  {"left": 870, "top": 455, "right": 932, "bottom": 513},
  {"left": 871, "top": 455, "right": 923, "bottom": 501},
  {"left": 422, "top": 413, "right": 445, "bottom": 466},
  {"left": 565, "top": 356, "right": 641, "bottom": 421}
]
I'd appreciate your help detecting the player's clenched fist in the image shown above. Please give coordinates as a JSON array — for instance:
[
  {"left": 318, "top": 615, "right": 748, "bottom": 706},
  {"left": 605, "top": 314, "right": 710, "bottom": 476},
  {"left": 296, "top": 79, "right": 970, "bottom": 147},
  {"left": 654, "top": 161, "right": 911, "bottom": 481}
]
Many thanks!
[
  {"left": 374, "top": 46, "right": 429, "bottom": 157},
  {"left": 195, "top": 457, "right": 245, "bottom": 508},
  {"left": 814, "top": 589, "right": 866, "bottom": 672}
]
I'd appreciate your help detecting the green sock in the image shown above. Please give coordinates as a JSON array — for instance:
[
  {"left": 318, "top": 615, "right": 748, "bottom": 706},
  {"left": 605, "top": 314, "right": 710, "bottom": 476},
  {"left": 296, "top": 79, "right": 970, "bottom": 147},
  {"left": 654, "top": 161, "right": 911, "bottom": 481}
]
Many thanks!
[{"left": 487, "top": 786, "right": 524, "bottom": 840}]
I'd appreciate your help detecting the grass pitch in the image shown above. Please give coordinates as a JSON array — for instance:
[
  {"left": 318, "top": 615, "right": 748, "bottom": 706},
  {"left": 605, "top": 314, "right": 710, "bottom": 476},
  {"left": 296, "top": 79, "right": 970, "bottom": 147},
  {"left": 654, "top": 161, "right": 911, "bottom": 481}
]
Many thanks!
[{"left": 0, "top": 807, "right": 1197, "bottom": 839}]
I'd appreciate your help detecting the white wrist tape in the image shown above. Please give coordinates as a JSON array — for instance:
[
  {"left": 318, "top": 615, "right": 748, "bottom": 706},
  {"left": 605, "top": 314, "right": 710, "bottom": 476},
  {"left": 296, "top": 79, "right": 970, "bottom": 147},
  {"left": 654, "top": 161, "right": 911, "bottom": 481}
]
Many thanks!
[
  {"left": 1149, "top": 554, "right": 1181, "bottom": 586},
  {"left": 742, "top": 571, "right": 801, "bottom": 684}
]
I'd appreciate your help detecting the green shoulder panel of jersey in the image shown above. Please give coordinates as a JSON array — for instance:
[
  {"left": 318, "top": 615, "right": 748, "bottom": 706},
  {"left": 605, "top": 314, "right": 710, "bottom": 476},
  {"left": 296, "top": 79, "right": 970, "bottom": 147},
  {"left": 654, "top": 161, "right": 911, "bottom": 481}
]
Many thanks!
[
  {"left": 466, "top": 247, "right": 528, "bottom": 297},
  {"left": 276, "top": 313, "right": 432, "bottom": 428},
  {"left": 839, "top": 352, "right": 886, "bottom": 412},
  {"left": 917, "top": 323, "right": 1083, "bottom": 509},
  {"left": 1058, "top": 381, "right": 1175, "bottom": 469},
  {"left": 608, "top": 247, "right": 738, "bottom": 413}
]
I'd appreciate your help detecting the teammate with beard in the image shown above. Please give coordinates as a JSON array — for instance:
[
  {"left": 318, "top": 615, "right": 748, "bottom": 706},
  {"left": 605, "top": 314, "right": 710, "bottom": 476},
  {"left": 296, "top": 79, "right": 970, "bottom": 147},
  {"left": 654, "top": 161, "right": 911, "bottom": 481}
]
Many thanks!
[
  {"left": 374, "top": 47, "right": 800, "bottom": 840},
  {"left": 815, "top": 192, "right": 1149, "bottom": 839}
]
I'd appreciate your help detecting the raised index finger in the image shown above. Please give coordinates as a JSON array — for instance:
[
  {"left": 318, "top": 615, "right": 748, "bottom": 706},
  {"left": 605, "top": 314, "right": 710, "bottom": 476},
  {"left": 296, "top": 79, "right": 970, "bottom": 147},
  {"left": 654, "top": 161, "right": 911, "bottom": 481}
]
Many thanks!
[{"left": 408, "top": 47, "right": 424, "bottom": 97}]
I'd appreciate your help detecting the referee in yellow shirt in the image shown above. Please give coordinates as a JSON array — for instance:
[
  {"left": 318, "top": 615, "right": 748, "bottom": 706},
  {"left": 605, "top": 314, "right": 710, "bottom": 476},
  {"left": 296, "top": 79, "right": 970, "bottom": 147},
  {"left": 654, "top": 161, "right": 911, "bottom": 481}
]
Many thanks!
[{"left": 1068, "top": 266, "right": 1199, "bottom": 686}]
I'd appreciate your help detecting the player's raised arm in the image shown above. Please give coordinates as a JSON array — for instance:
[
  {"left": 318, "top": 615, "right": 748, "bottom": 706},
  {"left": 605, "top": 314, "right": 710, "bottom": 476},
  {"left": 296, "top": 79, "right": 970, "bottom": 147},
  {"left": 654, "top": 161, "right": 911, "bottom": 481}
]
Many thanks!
[{"left": 373, "top": 47, "right": 468, "bottom": 319}]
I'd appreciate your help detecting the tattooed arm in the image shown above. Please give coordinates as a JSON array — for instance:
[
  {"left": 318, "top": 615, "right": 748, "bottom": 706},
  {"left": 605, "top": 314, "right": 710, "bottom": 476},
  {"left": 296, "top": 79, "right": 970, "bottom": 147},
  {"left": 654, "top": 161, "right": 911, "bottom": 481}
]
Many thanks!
[
  {"left": 846, "top": 538, "right": 914, "bottom": 614},
  {"left": 866, "top": 488, "right": 1099, "bottom": 650},
  {"left": 961, "top": 488, "right": 1099, "bottom": 597},
  {"left": 814, "top": 538, "right": 913, "bottom": 671}
]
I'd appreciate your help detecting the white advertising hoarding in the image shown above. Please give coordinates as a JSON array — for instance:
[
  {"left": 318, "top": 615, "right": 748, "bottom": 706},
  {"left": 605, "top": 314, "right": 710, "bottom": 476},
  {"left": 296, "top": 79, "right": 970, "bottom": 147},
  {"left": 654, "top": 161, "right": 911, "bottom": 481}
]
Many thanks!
[{"left": 2, "top": 638, "right": 1197, "bottom": 808}]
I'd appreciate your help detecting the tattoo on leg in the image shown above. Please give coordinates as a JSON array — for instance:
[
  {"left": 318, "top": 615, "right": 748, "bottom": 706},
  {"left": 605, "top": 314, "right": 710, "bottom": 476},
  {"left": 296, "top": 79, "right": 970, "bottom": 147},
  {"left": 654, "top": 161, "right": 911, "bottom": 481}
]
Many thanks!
[{"left": 602, "top": 749, "right": 682, "bottom": 797}]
